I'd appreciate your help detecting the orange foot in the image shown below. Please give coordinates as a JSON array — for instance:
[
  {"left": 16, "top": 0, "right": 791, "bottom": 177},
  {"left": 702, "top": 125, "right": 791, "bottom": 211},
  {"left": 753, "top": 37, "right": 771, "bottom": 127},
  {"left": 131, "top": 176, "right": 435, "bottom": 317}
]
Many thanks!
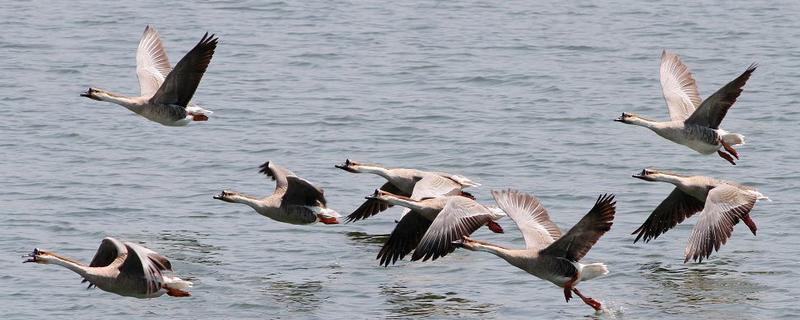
[
  {"left": 581, "top": 296, "right": 602, "bottom": 311},
  {"left": 717, "top": 150, "right": 736, "bottom": 165},
  {"left": 192, "top": 114, "right": 209, "bottom": 121},
  {"left": 165, "top": 287, "right": 191, "bottom": 297}
]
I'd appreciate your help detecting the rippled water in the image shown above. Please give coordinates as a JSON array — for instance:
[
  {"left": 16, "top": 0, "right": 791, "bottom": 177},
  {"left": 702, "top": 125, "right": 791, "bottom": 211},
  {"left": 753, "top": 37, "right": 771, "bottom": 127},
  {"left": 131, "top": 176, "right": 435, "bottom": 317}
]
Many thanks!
[{"left": 2, "top": 0, "right": 799, "bottom": 319}]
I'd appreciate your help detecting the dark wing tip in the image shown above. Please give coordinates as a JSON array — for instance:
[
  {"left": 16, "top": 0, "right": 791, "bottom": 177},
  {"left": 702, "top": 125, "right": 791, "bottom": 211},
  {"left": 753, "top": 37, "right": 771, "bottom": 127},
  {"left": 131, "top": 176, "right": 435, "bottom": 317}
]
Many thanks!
[{"left": 258, "top": 161, "right": 277, "bottom": 181}]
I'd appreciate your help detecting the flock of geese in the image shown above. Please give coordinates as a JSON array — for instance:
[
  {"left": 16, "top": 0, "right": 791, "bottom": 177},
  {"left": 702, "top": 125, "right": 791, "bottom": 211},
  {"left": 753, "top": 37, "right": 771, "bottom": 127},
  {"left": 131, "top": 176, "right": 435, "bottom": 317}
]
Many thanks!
[{"left": 24, "top": 25, "right": 769, "bottom": 312}]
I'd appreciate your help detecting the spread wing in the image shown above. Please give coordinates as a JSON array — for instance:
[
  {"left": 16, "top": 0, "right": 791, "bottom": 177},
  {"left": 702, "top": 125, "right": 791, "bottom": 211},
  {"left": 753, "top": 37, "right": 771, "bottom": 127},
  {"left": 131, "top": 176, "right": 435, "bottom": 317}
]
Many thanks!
[
  {"left": 660, "top": 50, "right": 702, "bottom": 121},
  {"left": 411, "top": 174, "right": 463, "bottom": 199},
  {"left": 136, "top": 25, "right": 172, "bottom": 97},
  {"left": 282, "top": 176, "right": 326, "bottom": 207},
  {"left": 376, "top": 211, "right": 432, "bottom": 267},
  {"left": 150, "top": 32, "right": 218, "bottom": 107},
  {"left": 684, "top": 185, "right": 757, "bottom": 262},
  {"left": 120, "top": 242, "right": 167, "bottom": 296},
  {"left": 398, "top": 173, "right": 464, "bottom": 218},
  {"left": 258, "top": 161, "right": 296, "bottom": 192},
  {"left": 411, "top": 196, "right": 495, "bottom": 262},
  {"left": 540, "top": 194, "right": 616, "bottom": 262},
  {"left": 491, "top": 189, "right": 561, "bottom": 251},
  {"left": 632, "top": 188, "right": 705, "bottom": 243},
  {"left": 88, "top": 237, "right": 127, "bottom": 268},
  {"left": 684, "top": 64, "right": 757, "bottom": 129},
  {"left": 345, "top": 182, "right": 406, "bottom": 223}
]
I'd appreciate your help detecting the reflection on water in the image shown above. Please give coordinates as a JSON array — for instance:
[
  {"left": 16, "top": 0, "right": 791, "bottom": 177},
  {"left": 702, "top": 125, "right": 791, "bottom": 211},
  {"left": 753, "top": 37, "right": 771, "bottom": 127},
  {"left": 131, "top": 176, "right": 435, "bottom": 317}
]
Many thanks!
[
  {"left": 345, "top": 231, "right": 390, "bottom": 247},
  {"left": 380, "top": 283, "right": 499, "bottom": 319},
  {"left": 155, "top": 230, "right": 223, "bottom": 266},
  {"left": 641, "top": 261, "right": 767, "bottom": 309},
  {"left": 261, "top": 278, "right": 325, "bottom": 313}
]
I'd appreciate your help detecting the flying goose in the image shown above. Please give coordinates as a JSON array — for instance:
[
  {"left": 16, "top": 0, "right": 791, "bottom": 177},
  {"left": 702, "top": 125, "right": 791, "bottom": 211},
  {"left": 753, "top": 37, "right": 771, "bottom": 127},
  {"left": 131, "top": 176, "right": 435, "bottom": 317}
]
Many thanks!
[
  {"left": 632, "top": 168, "right": 768, "bottom": 262},
  {"left": 366, "top": 190, "right": 506, "bottom": 266},
  {"left": 455, "top": 190, "right": 616, "bottom": 311},
  {"left": 335, "top": 159, "right": 480, "bottom": 223},
  {"left": 81, "top": 25, "right": 217, "bottom": 126},
  {"left": 214, "top": 161, "right": 340, "bottom": 225},
  {"left": 24, "top": 237, "right": 192, "bottom": 298},
  {"left": 615, "top": 50, "right": 756, "bottom": 165}
]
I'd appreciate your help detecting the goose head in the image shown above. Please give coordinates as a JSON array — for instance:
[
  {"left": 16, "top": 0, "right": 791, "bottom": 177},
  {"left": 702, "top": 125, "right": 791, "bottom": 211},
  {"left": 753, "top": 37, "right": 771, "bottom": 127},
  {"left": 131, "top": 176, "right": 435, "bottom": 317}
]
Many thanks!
[
  {"left": 23, "top": 248, "right": 59, "bottom": 264},
  {"left": 80, "top": 87, "right": 112, "bottom": 101},
  {"left": 632, "top": 168, "right": 664, "bottom": 181},
  {"left": 614, "top": 112, "right": 640, "bottom": 124},
  {"left": 364, "top": 189, "right": 406, "bottom": 202},
  {"left": 213, "top": 190, "right": 244, "bottom": 203},
  {"left": 334, "top": 159, "right": 364, "bottom": 173}
]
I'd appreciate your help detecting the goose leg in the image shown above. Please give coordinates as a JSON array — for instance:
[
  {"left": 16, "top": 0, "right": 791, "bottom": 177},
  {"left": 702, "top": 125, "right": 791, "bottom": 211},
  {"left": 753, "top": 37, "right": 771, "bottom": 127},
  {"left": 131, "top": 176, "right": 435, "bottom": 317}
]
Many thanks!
[
  {"left": 717, "top": 150, "right": 736, "bottom": 165},
  {"left": 192, "top": 114, "right": 209, "bottom": 121},
  {"left": 572, "top": 287, "right": 602, "bottom": 311},
  {"left": 719, "top": 139, "right": 739, "bottom": 159}
]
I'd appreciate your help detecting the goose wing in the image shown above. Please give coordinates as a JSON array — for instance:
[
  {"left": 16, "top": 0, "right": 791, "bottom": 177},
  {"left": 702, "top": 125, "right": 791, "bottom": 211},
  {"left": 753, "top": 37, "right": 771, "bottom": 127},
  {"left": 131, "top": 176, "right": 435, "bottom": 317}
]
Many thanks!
[
  {"left": 632, "top": 188, "right": 705, "bottom": 243},
  {"left": 411, "top": 196, "right": 496, "bottom": 262},
  {"left": 150, "top": 32, "right": 218, "bottom": 107},
  {"left": 684, "top": 185, "right": 757, "bottom": 262},
  {"left": 397, "top": 173, "right": 467, "bottom": 219},
  {"left": 136, "top": 25, "right": 172, "bottom": 97},
  {"left": 345, "top": 182, "right": 406, "bottom": 223},
  {"left": 258, "top": 161, "right": 296, "bottom": 192},
  {"left": 660, "top": 50, "right": 702, "bottom": 121},
  {"left": 491, "top": 189, "right": 561, "bottom": 251},
  {"left": 377, "top": 210, "right": 432, "bottom": 266},
  {"left": 88, "top": 237, "right": 127, "bottom": 268},
  {"left": 119, "top": 242, "right": 168, "bottom": 296},
  {"left": 684, "top": 64, "right": 756, "bottom": 129},
  {"left": 540, "top": 194, "right": 616, "bottom": 261},
  {"left": 282, "top": 176, "right": 326, "bottom": 207}
]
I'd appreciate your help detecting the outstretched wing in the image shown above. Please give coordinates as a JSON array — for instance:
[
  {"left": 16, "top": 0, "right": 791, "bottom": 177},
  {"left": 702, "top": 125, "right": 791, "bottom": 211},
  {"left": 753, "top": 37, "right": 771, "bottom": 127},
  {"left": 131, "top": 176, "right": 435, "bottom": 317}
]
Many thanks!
[
  {"left": 377, "top": 211, "right": 432, "bottom": 267},
  {"left": 282, "top": 176, "right": 326, "bottom": 207},
  {"left": 345, "top": 182, "right": 406, "bottom": 223},
  {"left": 632, "top": 188, "right": 705, "bottom": 243},
  {"left": 88, "top": 237, "right": 127, "bottom": 268},
  {"left": 491, "top": 189, "right": 561, "bottom": 251},
  {"left": 136, "top": 25, "right": 172, "bottom": 97},
  {"left": 411, "top": 196, "right": 495, "bottom": 262},
  {"left": 258, "top": 161, "right": 296, "bottom": 192},
  {"left": 150, "top": 32, "right": 218, "bottom": 106},
  {"left": 660, "top": 50, "right": 702, "bottom": 121},
  {"left": 120, "top": 242, "right": 167, "bottom": 296},
  {"left": 684, "top": 64, "right": 757, "bottom": 129},
  {"left": 540, "top": 194, "right": 616, "bottom": 262},
  {"left": 684, "top": 185, "right": 757, "bottom": 262}
]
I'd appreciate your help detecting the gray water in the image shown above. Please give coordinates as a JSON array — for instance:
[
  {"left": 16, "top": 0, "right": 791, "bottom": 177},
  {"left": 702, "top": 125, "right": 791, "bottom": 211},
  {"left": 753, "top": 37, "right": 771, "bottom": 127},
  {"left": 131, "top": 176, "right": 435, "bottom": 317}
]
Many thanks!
[{"left": 2, "top": 0, "right": 799, "bottom": 319}]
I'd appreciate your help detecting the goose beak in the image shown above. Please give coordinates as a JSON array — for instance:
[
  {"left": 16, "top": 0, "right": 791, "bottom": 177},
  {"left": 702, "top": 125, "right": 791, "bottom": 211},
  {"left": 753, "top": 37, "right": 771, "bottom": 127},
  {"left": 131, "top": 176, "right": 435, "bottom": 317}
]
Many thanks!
[
  {"left": 80, "top": 88, "right": 101, "bottom": 101},
  {"left": 632, "top": 169, "right": 652, "bottom": 181},
  {"left": 22, "top": 248, "right": 39, "bottom": 263},
  {"left": 613, "top": 115, "right": 624, "bottom": 122}
]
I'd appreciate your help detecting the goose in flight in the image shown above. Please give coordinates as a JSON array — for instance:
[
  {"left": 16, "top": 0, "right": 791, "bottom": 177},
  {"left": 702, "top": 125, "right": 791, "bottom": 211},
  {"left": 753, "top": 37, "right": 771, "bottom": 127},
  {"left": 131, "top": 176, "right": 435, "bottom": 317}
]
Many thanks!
[
  {"left": 24, "top": 237, "right": 192, "bottom": 298},
  {"left": 335, "top": 159, "right": 480, "bottom": 223},
  {"left": 214, "top": 161, "right": 340, "bottom": 225},
  {"left": 632, "top": 168, "right": 768, "bottom": 262},
  {"left": 456, "top": 190, "right": 616, "bottom": 311},
  {"left": 615, "top": 50, "right": 756, "bottom": 165},
  {"left": 367, "top": 190, "right": 506, "bottom": 266},
  {"left": 81, "top": 25, "right": 217, "bottom": 126}
]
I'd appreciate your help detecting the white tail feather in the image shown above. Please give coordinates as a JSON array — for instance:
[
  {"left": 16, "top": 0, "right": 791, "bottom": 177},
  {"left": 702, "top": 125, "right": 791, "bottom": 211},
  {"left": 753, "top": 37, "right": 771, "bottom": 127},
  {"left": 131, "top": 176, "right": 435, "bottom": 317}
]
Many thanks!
[
  {"left": 319, "top": 207, "right": 340, "bottom": 218},
  {"left": 580, "top": 263, "right": 608, "bottom": 281},
  {"left": 163, "top": 276, "right": 192, "bottom": 289},
  {"left": 722, "top": 133, "right": 745, "bottom": 146}
]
